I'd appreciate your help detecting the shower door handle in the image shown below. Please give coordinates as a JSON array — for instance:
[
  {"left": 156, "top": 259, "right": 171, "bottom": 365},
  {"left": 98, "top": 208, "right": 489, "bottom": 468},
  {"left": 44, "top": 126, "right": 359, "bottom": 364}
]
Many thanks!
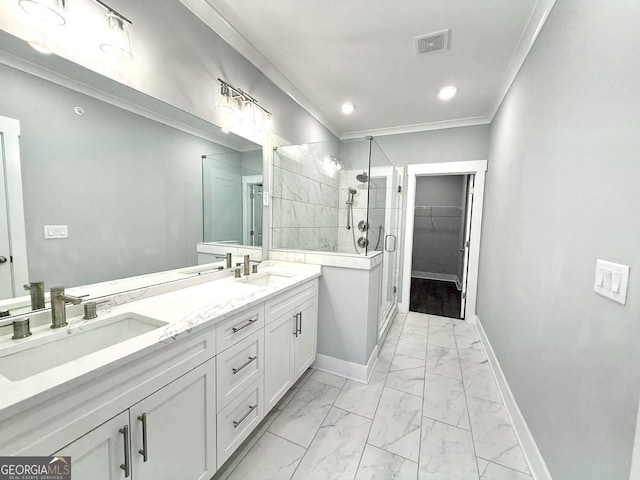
[{"left": 384, "top": 235, "right": 396, "bottom": 252}]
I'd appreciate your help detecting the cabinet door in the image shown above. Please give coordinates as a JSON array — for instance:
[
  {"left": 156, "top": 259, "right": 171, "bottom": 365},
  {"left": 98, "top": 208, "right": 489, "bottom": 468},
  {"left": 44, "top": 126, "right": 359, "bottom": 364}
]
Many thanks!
[
  {"left": 130, "top": 359, "right": 216, "bottom": 480},
  {"left": 53, "top": 411, "right": 130, "bottom": 480},
  {"left": 264, "top": 310, "right": 295, "bottom": 410},
  {"left": 293, "top": 297, "right": 318, "bottom": 380}
]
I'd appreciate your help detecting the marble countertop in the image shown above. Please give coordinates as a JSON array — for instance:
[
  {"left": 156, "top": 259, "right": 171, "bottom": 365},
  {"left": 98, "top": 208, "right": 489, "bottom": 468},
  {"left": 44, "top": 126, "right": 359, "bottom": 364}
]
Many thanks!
[{"left": 0, "top": 261, "right": 321, "bottom": 420}]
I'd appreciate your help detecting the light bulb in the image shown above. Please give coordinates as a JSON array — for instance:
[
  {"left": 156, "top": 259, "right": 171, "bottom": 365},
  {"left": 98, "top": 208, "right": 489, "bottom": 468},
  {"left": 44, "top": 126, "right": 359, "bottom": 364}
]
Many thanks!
[
  {"left": 19, "top": 0, "right": 66, "bottom": 26},
  {"left": 100, "top": 13, "right": 132, "bottom": 61}
]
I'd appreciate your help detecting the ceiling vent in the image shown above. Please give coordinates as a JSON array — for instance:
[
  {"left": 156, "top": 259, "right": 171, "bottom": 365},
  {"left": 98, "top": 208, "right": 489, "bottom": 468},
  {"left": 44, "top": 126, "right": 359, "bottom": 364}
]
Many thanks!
[{"left": 415, "top": 29, "right": 450, "bottom": 56}]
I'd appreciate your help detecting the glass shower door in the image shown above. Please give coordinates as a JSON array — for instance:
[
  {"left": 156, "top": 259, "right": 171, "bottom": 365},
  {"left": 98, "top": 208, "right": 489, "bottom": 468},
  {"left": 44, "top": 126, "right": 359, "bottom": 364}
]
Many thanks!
[{"left": 368, "top": 139, "right": 401, "bottom": 337}]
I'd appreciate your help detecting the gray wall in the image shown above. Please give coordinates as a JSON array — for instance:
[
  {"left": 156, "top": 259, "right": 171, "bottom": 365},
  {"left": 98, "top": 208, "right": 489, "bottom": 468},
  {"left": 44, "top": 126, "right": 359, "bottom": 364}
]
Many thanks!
[
  {"left": 477, "top": 1, "right": 640, "bottom": 479},
  {"left": 318, "top": 264, "right": 380, "bottom": 365},
  {"left": 412, "top": 175, "right": 465, "bottom": 278},
  {"left": 374, "top": 125, "right": 491, "bottom": 167},
  {"left": 1, "top": 64, "right": 231, "bottom": 288}
]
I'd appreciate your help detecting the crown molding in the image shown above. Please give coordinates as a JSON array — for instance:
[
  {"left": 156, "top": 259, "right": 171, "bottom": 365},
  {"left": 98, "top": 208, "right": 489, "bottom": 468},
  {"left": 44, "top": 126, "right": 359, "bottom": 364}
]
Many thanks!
[
  {"left": 340, "top": 116, "right": 490, "bottom": 140},
  {"left": 486, "top": 0, "right": 557, "bottom": 121},
  {"left": 180, "top": 0, "right": 342, "bottom": 139}
]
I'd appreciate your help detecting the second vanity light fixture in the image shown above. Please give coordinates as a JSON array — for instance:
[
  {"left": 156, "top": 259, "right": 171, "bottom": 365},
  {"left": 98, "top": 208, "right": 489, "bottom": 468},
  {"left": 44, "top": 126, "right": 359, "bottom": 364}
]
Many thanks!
[
  {"left": 18, "top": 0, "right": 133, "bottom": 60},
  {"left": 93, "top": 0, "right": 133, "bottom": 60},
  {"left": 216, "top": 78, "right": 272, "bottom": 132}
]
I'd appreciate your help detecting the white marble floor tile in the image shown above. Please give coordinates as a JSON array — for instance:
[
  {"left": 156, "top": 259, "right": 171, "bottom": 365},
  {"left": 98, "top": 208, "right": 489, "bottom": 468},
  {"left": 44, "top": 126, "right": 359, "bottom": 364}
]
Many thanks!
[
  {"left": 456, "top": 337, "right": 487, "bottom": 363},
  {"left": 292, "top": 407, "right": 371, "bottom": 480},
  {"left": 452, "top": 320, "right": 480, "bottom": 339},
  {"left": 390, "top": 354, "right": 426, "bottom": 371},
  {"left": 419, "top": 418, "right": 479, "bottom": 480},
  {"left": 467, "top": 396, "right": 530, "bottom": 474},
  {"left": 310, "top": 369, "right": 347, "bottom": 389},
  {"left": 275, "top": 387, "right": 299, "bottom": 411},
  {"left": 423, "top": 372, "right": 470, "bottom": 430},
  {"left": 403, "top": 315, "right": 429, "bottom": 336},
  {"left": 355, "top": 444, "right": 418, "bottom": 480},
  {"left": 427, "top": 330, "right": 457, "bottom": 350},
  {"left": 268, "top": 379, "right": 340, "bottom": 447},
  {"left": 226, "top": 432, "right": 306, "bottom": 480},
  {"left": 477, "top": 459, "right": 532, "bottom": 480},
  {"left": 460, "top": 360, "right": 502, "bottom": 404},
  {"left": 426, "top": 346, "right": 462, "bottom": 380},
  {"left": 395, "top": 334, "right": 428, "bottom": 360},
  {"left": 369, "top": 387, "right": 423, "bottom": 462},
  {"left": 375, "top": 342, "right": 397, "bottom": 373},
  {"left": 428, "top": 316, "right": 453, "bottom": 329},
  {"left": 292, "top": 367, "right": 314, "bottom": 389},
  {"left": 334, "top": 371, "right": 387, "bottom": 419},
  {"left": 386, "top": 366, "right": 425, "bottom": 397},
  {"left": 384, "top": 329, "right": 401, "bottom": 345}
]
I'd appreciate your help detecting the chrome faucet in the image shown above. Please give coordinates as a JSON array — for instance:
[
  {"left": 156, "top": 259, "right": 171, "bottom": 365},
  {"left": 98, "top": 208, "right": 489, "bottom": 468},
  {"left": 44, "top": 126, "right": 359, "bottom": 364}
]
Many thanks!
[
  {"left": 243, "top": 255, "right": 261, "bottom": 276},
  {"left": 23, "top": 281, "right": 46, "bottom": 310},
  {"left": 50, "top": 286, "right": 84, "bottom": 329}
]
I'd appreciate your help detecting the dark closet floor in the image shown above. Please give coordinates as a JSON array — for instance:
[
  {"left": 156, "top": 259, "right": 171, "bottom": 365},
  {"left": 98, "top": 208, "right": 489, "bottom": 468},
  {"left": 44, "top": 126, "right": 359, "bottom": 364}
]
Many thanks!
[{"left": 410, "top": 278, "right": 461, "bottom": 319}]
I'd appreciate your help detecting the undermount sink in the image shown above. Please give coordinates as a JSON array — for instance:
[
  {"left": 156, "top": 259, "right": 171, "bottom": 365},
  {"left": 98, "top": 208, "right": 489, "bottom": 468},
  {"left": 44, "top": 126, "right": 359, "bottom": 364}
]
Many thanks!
[
  {"left": 0, "top": 313, "right": 168, "bottom": 382},
  {"left": 237, "top": 272, "right": 293, "bottom": 287}
]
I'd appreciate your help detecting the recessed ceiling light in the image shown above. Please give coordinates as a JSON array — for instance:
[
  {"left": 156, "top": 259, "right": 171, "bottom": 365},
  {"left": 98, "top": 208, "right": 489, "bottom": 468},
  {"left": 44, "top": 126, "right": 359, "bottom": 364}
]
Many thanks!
[
  {"left": 438, "top": 85, "right": 458, "bottom": 101},
  {"left": 341, "top": 102, "right": 355, "bottom": 114}
]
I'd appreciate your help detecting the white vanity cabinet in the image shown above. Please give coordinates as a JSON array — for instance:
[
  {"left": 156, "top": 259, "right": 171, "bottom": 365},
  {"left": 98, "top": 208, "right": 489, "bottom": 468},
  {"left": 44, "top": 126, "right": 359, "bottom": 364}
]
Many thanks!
[
  {"left": 264, "top": 281, "right": 318, "bottom": 410},
  {"left": 54, "top": 358, "right": 217, "bottom": 480}
]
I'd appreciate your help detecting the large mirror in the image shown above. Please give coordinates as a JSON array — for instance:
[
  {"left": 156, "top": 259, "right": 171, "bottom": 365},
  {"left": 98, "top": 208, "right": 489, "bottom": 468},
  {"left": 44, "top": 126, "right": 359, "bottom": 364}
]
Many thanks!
[{"left": 0, "top": 36, "right": 264, "bottom": 318}]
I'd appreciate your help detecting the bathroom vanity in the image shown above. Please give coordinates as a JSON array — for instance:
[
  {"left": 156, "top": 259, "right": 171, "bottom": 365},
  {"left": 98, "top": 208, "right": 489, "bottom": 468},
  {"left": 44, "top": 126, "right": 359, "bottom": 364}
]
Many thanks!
[{"left": 0, "top": 261, "right": 320, "bottom": 479}]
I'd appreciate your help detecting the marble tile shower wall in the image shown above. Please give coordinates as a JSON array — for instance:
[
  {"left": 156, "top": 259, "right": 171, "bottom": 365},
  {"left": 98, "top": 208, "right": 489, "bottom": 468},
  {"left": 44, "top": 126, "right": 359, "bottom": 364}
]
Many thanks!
[{"left": 272, "top": 148, "right": 341, "bottom": 251}]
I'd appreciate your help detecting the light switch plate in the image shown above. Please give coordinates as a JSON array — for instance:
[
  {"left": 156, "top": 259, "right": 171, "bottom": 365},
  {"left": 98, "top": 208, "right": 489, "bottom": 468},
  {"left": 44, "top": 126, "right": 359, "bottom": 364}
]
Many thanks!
[
  {"left": 43, "top": 225, "right": 69, "bottom": 239},
  {"left": 594, "top": 259, "right": 630, "bottom": 305}
]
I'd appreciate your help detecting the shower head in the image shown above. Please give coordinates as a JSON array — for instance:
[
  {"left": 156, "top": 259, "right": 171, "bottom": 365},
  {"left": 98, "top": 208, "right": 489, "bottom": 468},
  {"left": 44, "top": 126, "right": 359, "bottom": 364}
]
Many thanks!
[{"left": 356, "top": 172, "right": 369, "bottom": 183}]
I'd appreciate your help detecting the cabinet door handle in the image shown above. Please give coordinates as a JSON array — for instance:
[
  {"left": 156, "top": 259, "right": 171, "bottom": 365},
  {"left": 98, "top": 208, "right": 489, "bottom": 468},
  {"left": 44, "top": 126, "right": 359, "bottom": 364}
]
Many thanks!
[
  {"left": 232, "top": 356, "right": 257, "bottom": 375},
  {"left": 297, "top": 311, "right": 303, "bottom": 335},
  {"left": 119, "top": 425, "right": 131, "bottom": 478},
  {"left": 292, "top": 313, "right": 298, "bottom": 337},
  {"left": 232, "top": 315, "right": 259, "bottom": 333},
  {"left": 138, "top": 413, "right": 148, "bottom": 462},
  {"left": 233, "top": 404, "right": 258, "bottom": 428}
]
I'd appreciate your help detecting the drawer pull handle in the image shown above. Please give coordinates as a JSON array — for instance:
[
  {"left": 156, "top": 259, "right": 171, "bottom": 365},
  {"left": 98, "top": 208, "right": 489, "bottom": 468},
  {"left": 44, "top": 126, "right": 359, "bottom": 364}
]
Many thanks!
[
  {"left": 233, "top": 404, "right": 258, "bottom": 428},
  {"left": 119, "top": 425, "right": 131, "bottom": 478},
  {"left": 232, "top": 356, "right": 257, "bottom": 375},
  {"left": 298, "top": 311, "right": 303, "bottom": 335},
  {"left": 232, "top": 316, "right": 259, "bottom": 333},
  {"left": 138, "top": 413, "right": 148, "bottom": 462},
  {"left": 292, "top": 312, "right": 299, "bottom": 337}
]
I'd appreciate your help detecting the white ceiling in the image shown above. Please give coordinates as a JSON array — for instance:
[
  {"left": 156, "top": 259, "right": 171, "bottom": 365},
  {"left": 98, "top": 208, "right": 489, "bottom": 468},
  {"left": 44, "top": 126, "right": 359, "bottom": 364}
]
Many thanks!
[{"left": 188, "top": 0, "right": 556, "bottom": 139}]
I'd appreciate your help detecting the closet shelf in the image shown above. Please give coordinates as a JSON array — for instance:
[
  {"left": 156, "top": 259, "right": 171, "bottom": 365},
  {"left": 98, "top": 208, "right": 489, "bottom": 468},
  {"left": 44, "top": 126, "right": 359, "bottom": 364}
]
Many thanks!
[{"left": 414, "top": 206, "right": 462, "bottom": 218}]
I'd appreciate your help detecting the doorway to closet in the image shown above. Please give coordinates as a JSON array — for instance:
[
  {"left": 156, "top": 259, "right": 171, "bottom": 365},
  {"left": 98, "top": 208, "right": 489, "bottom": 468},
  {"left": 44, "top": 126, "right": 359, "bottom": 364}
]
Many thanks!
[
  {"left": 409, "top": 174, "right": 472, "bottom": 319},
  {"left": 400, "top": 161, "right": 487, "bottom": 323}
]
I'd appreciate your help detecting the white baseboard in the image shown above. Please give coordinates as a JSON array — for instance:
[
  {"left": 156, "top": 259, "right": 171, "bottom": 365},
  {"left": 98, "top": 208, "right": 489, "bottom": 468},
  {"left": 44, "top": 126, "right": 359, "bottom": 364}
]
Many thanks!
[
  {"left": 475, "top": 315, "right": 553, "bottom": 480},
  {"left": 411, "top": 271, "right": 458, "bottom": 285},
  {"left": 313, "top": 344, "right": 379, "bottom": 384}
]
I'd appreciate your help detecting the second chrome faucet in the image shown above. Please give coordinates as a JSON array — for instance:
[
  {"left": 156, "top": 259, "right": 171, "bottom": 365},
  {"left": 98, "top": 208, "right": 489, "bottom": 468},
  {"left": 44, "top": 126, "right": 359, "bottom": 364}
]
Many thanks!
[{"left": 50, "top": 286, "right": 84, "bottom": 328}]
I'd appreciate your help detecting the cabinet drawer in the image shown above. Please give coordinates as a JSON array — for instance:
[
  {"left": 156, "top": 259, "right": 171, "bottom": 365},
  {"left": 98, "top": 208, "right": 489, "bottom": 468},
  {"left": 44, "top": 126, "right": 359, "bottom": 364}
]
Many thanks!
[
  {"left": 217, "top": 376, "right": 264, "bottom": 468},
  {"left": 265, "top": 280, "right": 318, "bottom": 325},
  {"left": 215, "top": 304, "right": 265, "bottom": 352},
  {"left": 216, "top": 329, "right": 264, "bottom": 412}
]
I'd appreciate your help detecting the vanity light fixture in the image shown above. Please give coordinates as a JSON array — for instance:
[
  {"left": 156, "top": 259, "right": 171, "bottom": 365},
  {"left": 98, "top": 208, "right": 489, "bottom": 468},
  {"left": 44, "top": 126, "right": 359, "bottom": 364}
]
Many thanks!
[
  {"left": 216, "top": 78, "right": 272, "bottom": 132},
  {"left": 18, "top": 0, "right": 67, "bottom": 26},
  {"left": 93, "top": 0, "right": 133, "bottom": 60},
  {"left": 341, "top": 102, "right": 355, "bottom": 114},
  {"left": 437, "top": 85, "right": 458, "bottom": 101}
]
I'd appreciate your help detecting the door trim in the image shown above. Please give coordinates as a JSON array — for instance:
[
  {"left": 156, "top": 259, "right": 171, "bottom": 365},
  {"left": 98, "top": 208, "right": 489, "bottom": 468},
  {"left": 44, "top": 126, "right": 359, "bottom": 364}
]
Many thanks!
[
  {"left": 399, "top": 160, "right": 487, "bottom": 323},
  {"left": 0, "top": 115, "right": 28, "bottom": 297}
]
